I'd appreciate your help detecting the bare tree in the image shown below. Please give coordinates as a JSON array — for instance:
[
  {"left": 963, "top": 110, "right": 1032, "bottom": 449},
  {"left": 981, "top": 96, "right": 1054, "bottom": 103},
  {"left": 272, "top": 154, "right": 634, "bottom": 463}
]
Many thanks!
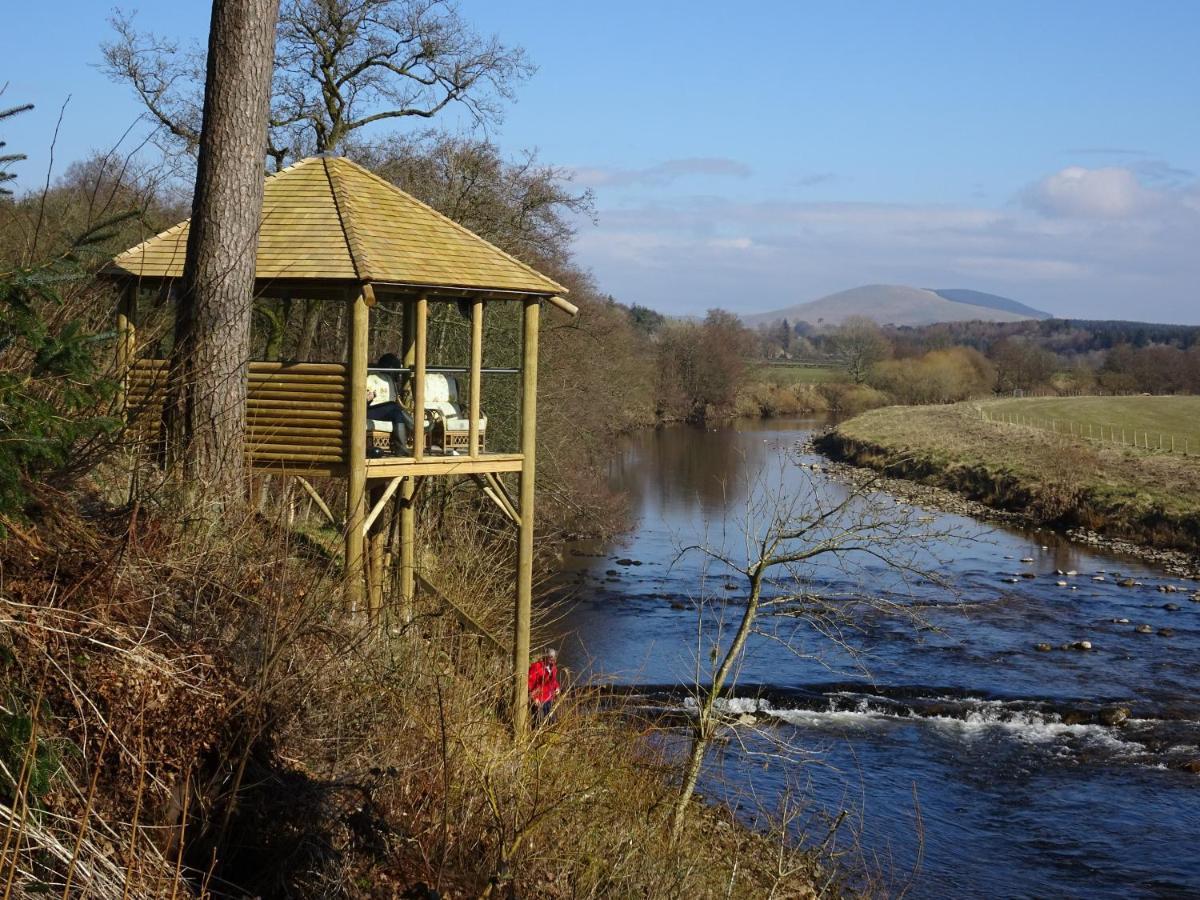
[
  {"left": 166, "top": 0, "right": 280, "bottom": 493},
  {"left": 102, "top": 0, "right": 532, "bottom": 169},
  {"left": 358, "top": 132, "right": 593, "bottom": 265},
  {"left": 832, "top": 316, "right": 892, "bottom": 384},
  {"left": 668, "top": 463, "right": 954, "bottom": 844}
]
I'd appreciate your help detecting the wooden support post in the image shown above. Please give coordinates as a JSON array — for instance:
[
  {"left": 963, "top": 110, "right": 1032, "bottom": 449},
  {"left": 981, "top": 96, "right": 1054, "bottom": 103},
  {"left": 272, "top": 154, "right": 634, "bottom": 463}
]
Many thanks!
[
  {"left": 368, "top": 516, "right": 385, "bottom": 624},
  {"left": 413, "top": 294, "right": 428, "bottom": 462},
  {"left": 116, "top": 283, "right": 137, "bottom": 415},
  {"left": 399, "top": 301, "right": 417, "bottom": 621},
  {"left": 512, "top": 298, "right": 539, "bottom": 737},
  {"left": 345, "top": 289, "right": 370, "bottom": 616},
  {"left": 469, "top": 299, "right": 483, "bottom": 458}
]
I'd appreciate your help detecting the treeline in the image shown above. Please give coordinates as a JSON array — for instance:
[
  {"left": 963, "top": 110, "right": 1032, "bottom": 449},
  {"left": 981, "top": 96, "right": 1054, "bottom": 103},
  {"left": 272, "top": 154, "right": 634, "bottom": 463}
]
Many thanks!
[{"left": 754, "top": 313, "right": 1200, "bottom": 404}]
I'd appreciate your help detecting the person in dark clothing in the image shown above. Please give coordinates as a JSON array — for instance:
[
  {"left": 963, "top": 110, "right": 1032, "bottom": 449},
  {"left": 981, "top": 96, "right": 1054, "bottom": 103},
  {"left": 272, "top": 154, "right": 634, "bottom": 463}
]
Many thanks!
[{"left": 367, "top": 353, "right": 415, "bottom": 455}]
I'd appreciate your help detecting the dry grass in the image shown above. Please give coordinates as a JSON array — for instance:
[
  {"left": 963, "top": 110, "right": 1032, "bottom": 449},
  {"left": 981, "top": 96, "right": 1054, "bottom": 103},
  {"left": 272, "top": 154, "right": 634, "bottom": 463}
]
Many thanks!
[
  {"left": 0, "top": 482, "right": 830, "bottom": 898},
  {"left": 826, "top": 401, "right": 1200, "bottom": 549}
]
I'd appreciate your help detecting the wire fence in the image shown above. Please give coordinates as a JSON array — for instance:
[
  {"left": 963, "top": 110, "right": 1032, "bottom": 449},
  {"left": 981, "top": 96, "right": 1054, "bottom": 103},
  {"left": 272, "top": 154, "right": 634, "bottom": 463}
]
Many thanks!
[{"left": 980, "top": 407, "right": 1198, "bottom": 456}]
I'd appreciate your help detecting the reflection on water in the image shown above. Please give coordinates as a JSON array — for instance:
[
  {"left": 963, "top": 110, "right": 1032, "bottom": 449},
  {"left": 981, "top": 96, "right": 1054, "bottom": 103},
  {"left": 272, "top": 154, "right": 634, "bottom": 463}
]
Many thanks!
[
  {"left": 607, "top": 418, "right": 800, "bottom": 519},
  {"left": 550, "top": 417, "right": 1200, "bottom": 899}
]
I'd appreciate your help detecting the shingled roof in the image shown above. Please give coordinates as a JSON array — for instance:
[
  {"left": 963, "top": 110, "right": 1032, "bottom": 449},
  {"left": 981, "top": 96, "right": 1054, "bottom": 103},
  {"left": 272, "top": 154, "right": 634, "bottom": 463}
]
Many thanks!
[{"left": 104, "top": 155, "right": 566, "bottom": 295}]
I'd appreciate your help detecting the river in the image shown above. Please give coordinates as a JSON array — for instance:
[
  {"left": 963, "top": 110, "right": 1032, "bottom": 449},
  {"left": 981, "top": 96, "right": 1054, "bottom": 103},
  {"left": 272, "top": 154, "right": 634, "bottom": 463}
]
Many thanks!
[{"left": 546, "top": 417, "right": 1200, "bottom": 899}]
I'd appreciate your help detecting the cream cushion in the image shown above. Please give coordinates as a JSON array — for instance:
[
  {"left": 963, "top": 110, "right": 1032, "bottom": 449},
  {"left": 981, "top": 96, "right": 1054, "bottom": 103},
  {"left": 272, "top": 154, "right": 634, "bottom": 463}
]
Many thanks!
[{"left": 427, "top": 374, "right": 486, "bottom": 434}]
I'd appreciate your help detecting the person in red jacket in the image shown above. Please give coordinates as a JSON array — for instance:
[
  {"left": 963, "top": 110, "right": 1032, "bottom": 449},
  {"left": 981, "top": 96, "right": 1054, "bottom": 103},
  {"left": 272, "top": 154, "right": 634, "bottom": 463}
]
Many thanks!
[{"left": 527, "top": 648, "right": 560, "bottom": 724}]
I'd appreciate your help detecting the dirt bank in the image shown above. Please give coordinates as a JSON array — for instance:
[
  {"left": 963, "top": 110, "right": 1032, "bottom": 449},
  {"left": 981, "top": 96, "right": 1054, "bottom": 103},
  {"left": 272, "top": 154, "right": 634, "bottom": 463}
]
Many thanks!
[{"left": 812, "top": 404, "right": 1200, "bottom": 580}]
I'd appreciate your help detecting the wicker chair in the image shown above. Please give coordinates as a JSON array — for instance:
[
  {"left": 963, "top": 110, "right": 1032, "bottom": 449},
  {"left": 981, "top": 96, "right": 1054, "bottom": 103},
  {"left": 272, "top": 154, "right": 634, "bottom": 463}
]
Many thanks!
[{"left": 424, "top": 373, "right": 486, "bottom": 452}]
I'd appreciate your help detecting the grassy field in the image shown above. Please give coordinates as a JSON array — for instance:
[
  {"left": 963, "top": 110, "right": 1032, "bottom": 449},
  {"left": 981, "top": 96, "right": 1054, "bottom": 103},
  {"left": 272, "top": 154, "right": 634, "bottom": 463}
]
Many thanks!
[
  {"left": 820, "top": 398, "right": 1200, "bottom": 551},
  {"left": 983, "top": 395, "right": 1200, "bottom": 454}
]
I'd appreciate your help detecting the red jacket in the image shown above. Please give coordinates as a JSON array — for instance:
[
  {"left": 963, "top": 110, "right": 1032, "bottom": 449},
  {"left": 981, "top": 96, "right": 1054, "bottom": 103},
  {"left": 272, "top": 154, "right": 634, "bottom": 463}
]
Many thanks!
[{"left": 528, "top": 659, "right": 559, "bottom": 704}]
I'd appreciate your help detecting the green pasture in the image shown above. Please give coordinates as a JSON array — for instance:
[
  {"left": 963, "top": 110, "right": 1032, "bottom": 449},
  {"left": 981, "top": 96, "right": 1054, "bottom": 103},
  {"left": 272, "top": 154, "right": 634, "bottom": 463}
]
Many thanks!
[{"left": 982, "top": 395, "right": 1200, "bottom": 454}]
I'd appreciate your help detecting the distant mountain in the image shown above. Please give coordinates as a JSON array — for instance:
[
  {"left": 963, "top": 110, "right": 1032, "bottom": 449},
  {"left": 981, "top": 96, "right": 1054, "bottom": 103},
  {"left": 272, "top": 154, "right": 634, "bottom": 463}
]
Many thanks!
[
  {"left": 744, "top": 284, "right": 1049, "bottom": 329},
  {"left": 929, "top": 288, "right": 1051, "bottom": 320}
]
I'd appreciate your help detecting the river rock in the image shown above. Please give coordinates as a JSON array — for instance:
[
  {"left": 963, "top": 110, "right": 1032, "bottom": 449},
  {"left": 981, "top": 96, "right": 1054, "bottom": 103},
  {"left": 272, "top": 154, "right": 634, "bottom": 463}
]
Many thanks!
[
  {"left": 1056, "top": 580, "right": 1068, "bottom": 587},
  {"left": 605, "top": 569, "right": 619, "bottom": 576},
  {"left": 1093, "top": 576, "right": 1106, "bottom": 582},
  {"left": 1003, "top": 577, "right": 1019, "bottom": 584},
  {"left": 1158, "top": 628, "right": 1175, "bottom": 637},
  {"left": 1135, "top": 624, "right": 1153, "bottom": 634},
  {"left": 1066, "top": 570, "right": 1078, "bottom": 576},
  {"left": 1033, "top": 642, "right": 1053, "bottom": 652},
  {"left": 1061, "top": 710, "right": 1088, "bottom": 725},
  {"left": 1020, "top": 557, "right": 1035, "bottom": 563},
  {"left": 670, "top": 601, "right": 688, "bottom": 610},
  {"left": 1178, "top": 760, "right": 1200, "bottom": 774},
  {"left": 1021, "top": 572, "right": 1037, "bottom": 580},
  {"left": 1119, "top": 578, "right": 1137, "bottom": 588},
  {"left": 1164, "top": 603, "right": 1180, "bottom": 611},
  {"left": 723, "top": 583, "right": 739, "bottom": 591},
  {"left": 736, "top": 713, "right": 757, "bottom": 726},
  {"left": 1071, "top": 640, "right": 1093, "bottom": 651},
  {"left": 1191, "top": 593, "right": 1200, "bottom": 602},
  {"left": 1099, "top": 706, "right": 1130, "bottom": 726},
  {"left": 1112, "top": 617, "right": 1130, "bottom": 624}
]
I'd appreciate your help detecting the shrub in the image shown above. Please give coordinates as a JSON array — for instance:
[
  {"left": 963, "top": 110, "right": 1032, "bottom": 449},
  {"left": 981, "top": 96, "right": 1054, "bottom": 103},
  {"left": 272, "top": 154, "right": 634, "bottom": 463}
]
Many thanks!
[
  {"left": 0, "top": 262, "right": 120, "bottom": 523},
  {"left": 868, "top": 346, "right": 994, "bottom": 405}
]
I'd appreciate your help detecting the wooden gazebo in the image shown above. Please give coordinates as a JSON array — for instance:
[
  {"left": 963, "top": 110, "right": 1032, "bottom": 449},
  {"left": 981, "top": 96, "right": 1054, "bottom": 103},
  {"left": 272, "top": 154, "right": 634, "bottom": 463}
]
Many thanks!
[{"left": 103, "top": 154, "right": 575, "bottom": 732}]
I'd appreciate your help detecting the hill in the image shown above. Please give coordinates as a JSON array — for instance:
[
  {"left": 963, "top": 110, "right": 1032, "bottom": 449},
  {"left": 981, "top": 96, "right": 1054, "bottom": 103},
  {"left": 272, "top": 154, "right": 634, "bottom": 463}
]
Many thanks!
[
  {"left": 929, "top": 288, "right": 1052, "bottom": 320},
  {"left": 745, "top": 284, "right": 1046, "bottom": 328}
]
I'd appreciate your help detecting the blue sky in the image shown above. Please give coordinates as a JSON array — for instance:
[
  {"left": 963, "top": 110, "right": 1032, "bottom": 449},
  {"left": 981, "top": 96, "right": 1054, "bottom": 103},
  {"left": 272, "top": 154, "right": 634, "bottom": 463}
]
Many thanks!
[{"left": 6, "top": 1, "right": 1200, "bottom": 322}]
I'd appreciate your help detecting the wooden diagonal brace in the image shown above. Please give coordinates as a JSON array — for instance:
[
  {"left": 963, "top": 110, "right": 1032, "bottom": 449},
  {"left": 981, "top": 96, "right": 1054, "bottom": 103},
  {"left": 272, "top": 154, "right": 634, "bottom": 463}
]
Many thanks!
[
  {"left": 296, "top": 476, "right": 339, "bottom": 527},
  {"left": 363, "top": 476, "right": 404, "bottom": 535},
  {"left": 470, "top": 473, "right": 520, "bottom": 526}
]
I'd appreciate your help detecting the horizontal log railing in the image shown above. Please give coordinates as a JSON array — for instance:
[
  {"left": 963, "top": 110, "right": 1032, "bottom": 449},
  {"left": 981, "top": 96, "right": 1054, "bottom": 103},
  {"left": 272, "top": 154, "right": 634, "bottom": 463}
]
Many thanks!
[
  {"left": 127, "top": 359, "right": 351, "bottom": 467},
  {"left": 124, "top": 359, "right": 523, "bottom": 477}
]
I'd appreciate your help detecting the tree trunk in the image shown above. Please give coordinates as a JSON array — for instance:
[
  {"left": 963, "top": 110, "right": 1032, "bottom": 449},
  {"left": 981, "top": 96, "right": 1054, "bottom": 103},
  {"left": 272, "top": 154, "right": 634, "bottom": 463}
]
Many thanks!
[
  {"left": 670, "top": 567, "right": 764, "bottom": 844},
  {"left": 296, "top": 298, "right": 322, "bottom": 360},
  {"left": 166, "top": 0, "right": 280, "bottom": 495}
]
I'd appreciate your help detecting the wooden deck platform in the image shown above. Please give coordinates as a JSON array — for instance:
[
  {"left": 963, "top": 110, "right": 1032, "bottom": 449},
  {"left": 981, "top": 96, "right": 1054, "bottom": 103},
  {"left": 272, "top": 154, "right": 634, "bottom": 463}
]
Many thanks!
[{"left": 366, "top": 452, "right": 522, "bottom": 478}]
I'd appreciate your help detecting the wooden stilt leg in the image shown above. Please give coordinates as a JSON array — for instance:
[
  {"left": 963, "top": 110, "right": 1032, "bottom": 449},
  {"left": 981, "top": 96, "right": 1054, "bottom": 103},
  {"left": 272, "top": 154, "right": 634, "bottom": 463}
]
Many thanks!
[
  {"left": 368, "top": 523, "right": 385, "bottom": 625},
  {"left": 399, "top": 477, "right": 415, "bottom": 623},
  {"left": 345, "top": 289, "right": 369, "bottom": 616},
  {"left": 512, "top": 299, "right": 539, "bottom": 737},
  {"left": 399, "top": 298, "right": 418, "bottom": 623}
]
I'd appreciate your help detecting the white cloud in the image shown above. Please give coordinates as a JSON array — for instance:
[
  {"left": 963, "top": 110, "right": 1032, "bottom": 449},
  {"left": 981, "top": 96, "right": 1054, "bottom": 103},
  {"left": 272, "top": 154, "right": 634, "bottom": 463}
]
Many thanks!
[
  {"left": 569, "top": 163, "right": 1200, "bottom": 323},
  {"left": 1023, "top": 166, "right": 1157, "bottom": 219},
  {"left": 569, "top": 157, "right": 751, "bottom": 188}
]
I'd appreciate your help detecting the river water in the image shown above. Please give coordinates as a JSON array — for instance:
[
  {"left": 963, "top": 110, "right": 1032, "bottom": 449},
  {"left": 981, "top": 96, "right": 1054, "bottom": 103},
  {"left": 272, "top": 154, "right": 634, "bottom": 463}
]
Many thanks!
[{"left": 547, "top": 417, "right": 1200, "bottom": 899}]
